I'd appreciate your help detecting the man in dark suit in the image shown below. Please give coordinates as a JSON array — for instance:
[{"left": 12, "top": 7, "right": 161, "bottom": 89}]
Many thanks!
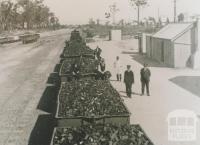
[
  {"left": 140, "top": 63, "right": 151, "bottom": 96},
  {"left": 124, "top": 65, "right": 134, "bottom": 98}
]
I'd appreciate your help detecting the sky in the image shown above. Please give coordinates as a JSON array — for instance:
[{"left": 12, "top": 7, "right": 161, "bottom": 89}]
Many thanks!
[{"left": 43, "top": 0, "right": 200, "bottom": 25}]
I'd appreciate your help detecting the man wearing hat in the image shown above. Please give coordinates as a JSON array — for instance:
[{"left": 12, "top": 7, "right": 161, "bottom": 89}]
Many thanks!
[
  {"left": 140, "top": 63, "right": 151, "bottom": 96},
  {"left": 124, "top": 65, "right": 134, "bottom": 97},
  {"left": 114, "top": 56, "right": 122, "bottom": 81}
]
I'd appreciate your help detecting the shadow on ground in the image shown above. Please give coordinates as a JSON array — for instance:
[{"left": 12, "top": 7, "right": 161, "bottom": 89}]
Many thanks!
[
  {"left": 119, "top": 91, "right": 141, "bottom": 96},
  {"left": 110, "top": 79, "right": 119, "bottom": 82},
  {"left": 46, "top": 72, "right": 60, "bottom": 85},
  {"left": 28, "top": 114, "right": 55, "bottom": 145},
  {"left": 37, "top": 85, "right": 58, "bottom": 115},
  {"left": 54, "top": 64, "right": 61, "bottom": 73},
  {"left": 170, "top": 76, "right": 200, "bottom": 98}
]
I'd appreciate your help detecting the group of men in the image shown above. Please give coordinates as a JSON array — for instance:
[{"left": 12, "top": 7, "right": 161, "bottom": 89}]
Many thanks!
[{"left": 114, "top": 56, "right": 151, "bottom": 98}]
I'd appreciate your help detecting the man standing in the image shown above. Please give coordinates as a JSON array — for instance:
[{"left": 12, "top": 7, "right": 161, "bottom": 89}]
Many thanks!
[
  {"left": 114, "top": 56, "right": 122, "bottom": 81},
  {"left": 140, "top": 63, "right": 151, "bottom": 96},
  {"left": 71, "top": 60, "right": 81, "bottom": 80},
  {"left": 124, "top": 65, "right": 134, "bottom": 97},
  {"left": 99, "top": 57, "right": 106, "bottom": 72},
  {"left": 95, "top": 46, "right": 102, "bottom": 60}
]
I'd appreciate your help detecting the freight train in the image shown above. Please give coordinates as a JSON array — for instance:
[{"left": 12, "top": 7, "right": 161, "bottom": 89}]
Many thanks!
[{"left": 48, "top": 30, "right": 154, "bottom": 145}]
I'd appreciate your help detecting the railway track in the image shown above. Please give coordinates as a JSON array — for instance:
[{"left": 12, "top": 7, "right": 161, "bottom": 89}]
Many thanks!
[{"left": 0, "top": 30, "right": 68, "bottom": 145}]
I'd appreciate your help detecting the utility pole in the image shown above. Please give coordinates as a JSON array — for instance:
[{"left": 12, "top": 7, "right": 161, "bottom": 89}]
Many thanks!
[
  {"left": 137, "top": 6, "right": 140, "bottom": 25},
  {"left": 174, "top": 0, "right": 177, "bottom": 23},
  {"left": 157, "top": 8, "right": 160, "bottom": 21}
]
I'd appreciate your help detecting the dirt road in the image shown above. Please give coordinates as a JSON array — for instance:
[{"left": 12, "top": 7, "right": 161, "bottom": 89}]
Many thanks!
[{"left": 0, "top": 30, "right": 70, "bottom": 145}]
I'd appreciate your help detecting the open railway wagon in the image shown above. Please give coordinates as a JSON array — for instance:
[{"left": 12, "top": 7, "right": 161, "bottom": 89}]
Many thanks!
[
  {"left": 55, "top": 77, "right": 130, "bottom": 127},
  {"left": 56, "top": 29, "right": 130, "bottom": 126},
  {"left": 0, "top": 36, "right": 20, "bottom": 44},
  {"left": 19, "top": 33, "right": 40, "bottom": 44},
  {"left": 59, "top": 34, "right": 99, "bottom": 82},
  {"left": 59, "top": 56, "right": 99, "bottom": 82},
  {"left": 49, "top": 30, "right": 154, "bottom": 145},
  {"left": 61, "top": 41, "right": 95, "bottom": 59},
  {"left": 47, "top": 31, "right": 98, "bottom": 91},
  {"left": 50, "top": 124, "right": 154, "bottom": 145},
  {"left": 57, "top": 29, "right": 97, "bottom": 82},
  {"left": 59, "top": 43, "right": 95, "bottom": 66},
  {"left": 47, "top": 30, "right": 92, "bottom": 85},
  {"left": 60, "top": 30, "right": 95, "bottom": 60}
]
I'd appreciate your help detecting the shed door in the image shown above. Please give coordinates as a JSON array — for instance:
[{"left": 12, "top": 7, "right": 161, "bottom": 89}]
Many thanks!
[{"left": 174, "top": 44, "right": 191, "bottom": 68}]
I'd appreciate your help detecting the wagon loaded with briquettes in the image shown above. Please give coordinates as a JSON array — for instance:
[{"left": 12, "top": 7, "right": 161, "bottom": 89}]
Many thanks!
[{"left": 48, "top": 30, "right": 154, "bottom": 145}]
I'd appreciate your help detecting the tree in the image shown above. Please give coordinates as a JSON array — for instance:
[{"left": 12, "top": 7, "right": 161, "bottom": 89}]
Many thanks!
[
  {"left": 0, "top": 0, "right": 60, "bottom": 30},
  {"left": 105, "top": 3, "right": 119, "bottom": 26},
  {"left": 178, "top": 13, "right": 184, "bottom": 22},
  {"left": 88, "top": 18, "right": 95, "bottom": 27},
  {"left": 105, "top": 21, "right": 110, "bottom": 26},
  {"left": 158, "top": 17, "right": 162, "bottom": 27},
  {"left": 50, "top": 13, "right": 59, "bottom": 30},
  {"left": 130, "top": 0, "right": 148, "bottom": 25},
  {"left": 0, "top": 0, "right": 16, "bottom": 30},
  {"left": 166, "top": 18, "right": 170, "bottom": 24},
  {"left": 148, "top": 16, "right": 156, "bottom": 26},
  {"left": 96, "top": 19, "right": 100, "bottom": 25},
  {"left": 109, "top": 3, "right": 119, "bottom": 25},
  {"left": 17, "top": 0, "right": 35, "bottom": 29},
  {"left": 118, "top": 19, "right": 124, "bottom": 27}
]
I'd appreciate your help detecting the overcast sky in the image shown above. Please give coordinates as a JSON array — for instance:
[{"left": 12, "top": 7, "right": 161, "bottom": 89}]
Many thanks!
[{"left": 43, "top": 0, "right": 200, "bottom": 24}]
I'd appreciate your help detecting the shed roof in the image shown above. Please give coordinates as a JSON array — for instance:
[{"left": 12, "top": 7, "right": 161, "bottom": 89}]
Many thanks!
[{"left": 153, "top": 23, "right": 193, "bottom": 40}]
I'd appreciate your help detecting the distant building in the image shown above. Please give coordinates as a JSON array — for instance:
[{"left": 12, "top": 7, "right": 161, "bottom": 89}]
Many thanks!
[
  {"left": 145, "top": 21, "right": 200, "bottom": 69},
  {"left": 182, "top": 13, "right": 200, "bottom": 22}
]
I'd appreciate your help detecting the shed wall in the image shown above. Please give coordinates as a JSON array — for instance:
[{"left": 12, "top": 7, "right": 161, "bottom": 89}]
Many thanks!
[
  {"left": 174, "top": 30, "right": 192, "bottom": 68},
  {"left": 164, "top": 40, "right": 174, "bottom": 67},
  {"left": 146, "top": 35, "right": 152, "bottom": 57},
  {"left": 151, "top": 38, "right": 174, "bottom": 67},
  {"left": 191, "top": 26, "right": 197, "bottom": 54},
  {"left": 174, "top": 43, "right": 191, "bottom": 68}
]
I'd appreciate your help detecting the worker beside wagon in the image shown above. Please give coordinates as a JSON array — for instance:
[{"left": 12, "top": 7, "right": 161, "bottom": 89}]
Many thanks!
[
  {"left": 124, "top": 65, "right": 134, "bottom": 98},
  {"left": 140, "top": 63, "right": 151, "bottom": 96},
  {"left": 95, "top": 46, "right": 102, "bottom": 60},
  {"left": 99, "top": 57, "right": 106, "bottom": 72},
  {"left": 114, "top": 56, "right": 122, "bottom": 81},
  {"left": 71, "top": 63, "right": 80, "bottom": 80}
]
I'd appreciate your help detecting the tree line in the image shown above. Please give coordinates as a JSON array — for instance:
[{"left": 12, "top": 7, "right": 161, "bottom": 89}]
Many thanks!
[{"left": 0, "top": 0, "right": 60, "bottom": 31}]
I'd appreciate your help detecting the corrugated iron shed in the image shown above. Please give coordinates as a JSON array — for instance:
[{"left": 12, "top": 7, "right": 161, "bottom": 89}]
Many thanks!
[{"left": 153, "top": 23, "right": 193, "bottom": 40}]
